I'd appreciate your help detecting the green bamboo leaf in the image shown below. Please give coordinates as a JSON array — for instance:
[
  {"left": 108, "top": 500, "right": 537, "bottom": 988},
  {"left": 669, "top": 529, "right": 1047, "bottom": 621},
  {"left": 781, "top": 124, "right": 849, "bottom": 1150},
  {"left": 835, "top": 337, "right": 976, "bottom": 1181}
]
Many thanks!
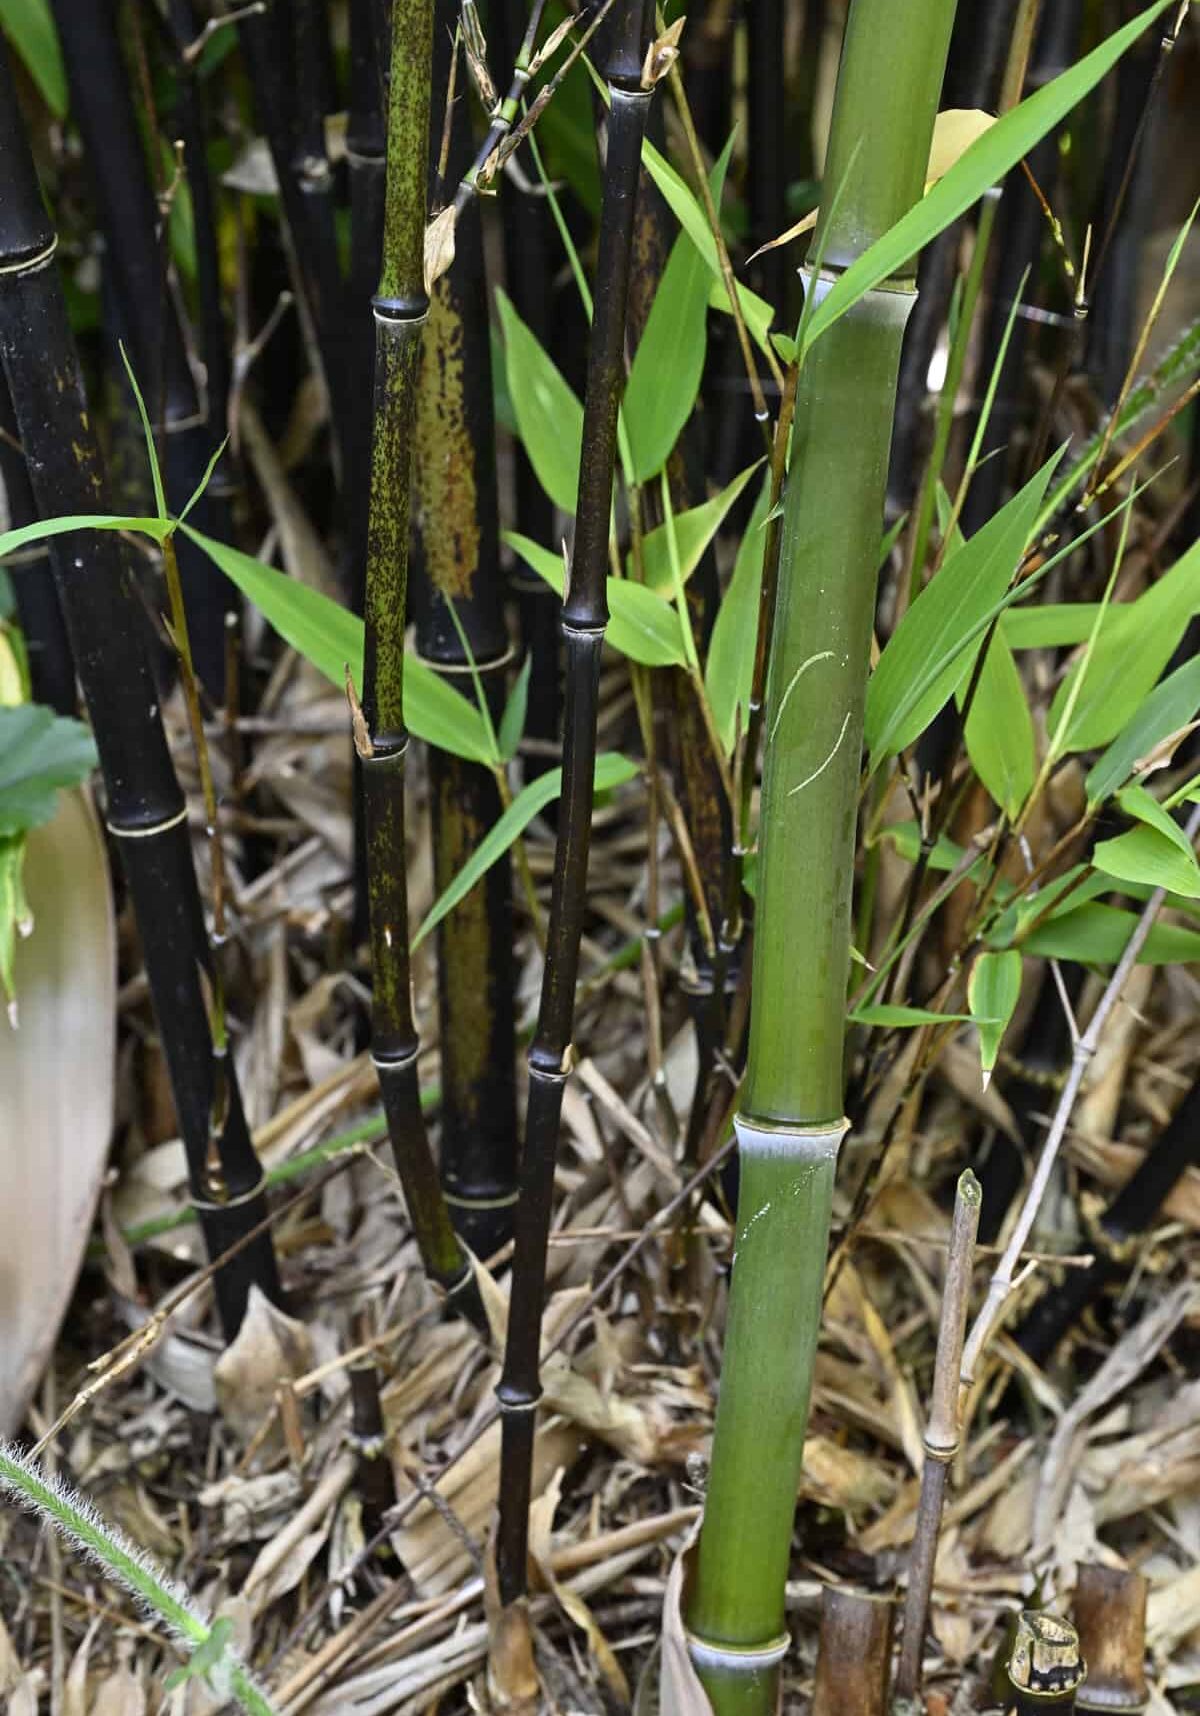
[
  {"left": 1048, "top": 537, "right": 1200, "bottom": 754},
  {"left": 413, "top": 752, "right": 639, "bottom": 948},
  {"left": 849, "top": 1002, "right": 975, "bottom": 1028},
  {"left": 637, "top": 462, "right": 761, "bottom": 594},
  {"left": 1086, "top": 657, "right": 1200, "bottom": 805},
  {"left": 623, "top": 137, "right": 736, "bottom": 483},
  {"left": 0, "top": 514, "right": 174, "bottom": 559},
  {"left": 1015, "top": 901, "right": 1200, "bottom": 966},
  {"left": 0, "top": 0, "right": 67, "bottom": 117},
  {"left": 1000, "top": 604, "right": 1104, "bottom": 649},
  {"left": 181, "top": 527, "right": 495, "bottom": 764},
  {"left": 867, "top": 450, "right": 1062, "bottom": 763},
  {"left": 705, "top": 473, "right": 771, "bottom": 755},
  {"left": 1093, "top": 822, "right": 1200, "bottom": 900},
  {"left": 1117, "top": 783, "right": 1196, "bottom": 856},
  {"left": 504, "top": 531, "right": 688, "bottom": 667},
  {"left": 802, "top": 0, "right": 1174, "bottom": 356},
  {"left": 967, "top": 948, "right": 1021, "bottom": 1089},
  {"left": 498, "top": 655, "right": 531, "bottom": 762},
  {"left": 0, "top": 704, "right": 97, "bottom": 837},
  {"left": 640, "top": 137, "right": 775, "bottom": 356},
  {"left": 495, "top": 290, "right": 583, "bottom": 515},
  {"left": 960, "top": 633, "right": 1035, "bottom": 820}
]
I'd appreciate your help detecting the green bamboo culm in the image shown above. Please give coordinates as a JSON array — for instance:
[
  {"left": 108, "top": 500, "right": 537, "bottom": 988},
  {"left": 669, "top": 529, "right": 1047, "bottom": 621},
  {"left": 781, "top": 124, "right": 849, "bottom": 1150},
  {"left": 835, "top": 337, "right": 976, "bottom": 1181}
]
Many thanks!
[
  {"left": 360, "top": 0, "right": 481, "bottom": 1322},
  {"left": 684, "top": 2, "right": 959, "bottom": 1708}
]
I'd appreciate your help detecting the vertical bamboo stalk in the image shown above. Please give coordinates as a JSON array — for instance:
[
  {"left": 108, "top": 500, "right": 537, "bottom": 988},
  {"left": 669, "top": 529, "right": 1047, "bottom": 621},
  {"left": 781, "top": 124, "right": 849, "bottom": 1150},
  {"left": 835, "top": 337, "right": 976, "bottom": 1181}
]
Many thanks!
[
  {"left": 360, "top": 0, "right": 480, "bottom": 1319},
  {"left": 1073, "top": 1565, "right": 1147, "bottom": 1715},
  {"left": 685, "top": 2, "right": 958, "bottom": 1704},
  {"left": 0, "top": 373, "right": 75, "bottom": 715},
  {"left": 811, "top": 1589, "right": 895, "bottom": 1716},
  {"left": 50, "top": 0, "right": 232, "bottom": 695},
  {"left": 494, "top": 0, "right": 655, "bottom": 1608},
  {"left": 0, "top": 40, "right": 280, "bottom": 1336},
  {"left": 413, "top": 2, "right": 519, "bottom": 1260},
  {"left": 894, "top": 1171, "right": 981, "bottom": 1704}
]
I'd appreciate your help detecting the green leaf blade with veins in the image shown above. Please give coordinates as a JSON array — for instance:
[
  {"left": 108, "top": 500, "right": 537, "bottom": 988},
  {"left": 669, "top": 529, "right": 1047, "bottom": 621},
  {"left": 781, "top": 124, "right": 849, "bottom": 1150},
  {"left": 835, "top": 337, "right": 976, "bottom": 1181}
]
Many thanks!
[
  {"left": 1086, "top": 658, "right": 1200, "bottom": 806},
  {"left": 636, "top": 461, "right": 761, "bottom": 594},
  {"left": 968, "top": 948, "right": 1022, "bottom": 1089},
  {"left": 504, "top": 532, "right": 688, "bottom": 667},
  {"left": 0, "top": 705, "right": 97, "bottom": 838},
  {"left": 705, "top": 472, "right": 772, "bottom": 755},
  {"left": 495, "top": 290, "right": 584, "bottom": 515},
  {"left": 866, "top": 450, "right": 1063, "bottom": 763},
  {"left": 960, "top": 633, "right": 1035, "bottom": 820},
  {"left": 182, "top": 527, "right": 494, "bottom": 764}
]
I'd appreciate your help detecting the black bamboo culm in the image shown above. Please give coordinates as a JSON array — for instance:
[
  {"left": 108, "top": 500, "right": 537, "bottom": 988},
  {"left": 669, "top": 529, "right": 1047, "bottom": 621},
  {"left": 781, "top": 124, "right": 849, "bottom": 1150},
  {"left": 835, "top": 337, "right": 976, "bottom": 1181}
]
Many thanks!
[
  {"left": 49, "top": 0, "right": 233, "bottom": 697},
  {"left": 0, "top": 372, "right": 75, "bottom": 715},
  {"left": 0, "top": 41, "right": 281, "bottom": 1336},
  {"left": 488, "top": 0, "right": 561, "bottom": 782},
  {"left": 235, "top": 0, "right": 353, "bottom": 481},
  {"left": 165, "top": 0, "right": 233, "bottom": 458},
  {"left": 1016, "top": 1070, "right": 1200, "bottom": 1367},
  {"left": 345, "top": 0, "right": 389, "bottom": 611},
  {"left": 494, "top": 0, "right": 655, "bottom": 1607},
  {"left": 360, "top": 0, "right": 482, "bottom": 1324},
  {"left": 413, "top": 5, "right": 519, "bottom": 1261},
  {"left": 348, "top": 1339, "right": 397, "bottom": 1539}
]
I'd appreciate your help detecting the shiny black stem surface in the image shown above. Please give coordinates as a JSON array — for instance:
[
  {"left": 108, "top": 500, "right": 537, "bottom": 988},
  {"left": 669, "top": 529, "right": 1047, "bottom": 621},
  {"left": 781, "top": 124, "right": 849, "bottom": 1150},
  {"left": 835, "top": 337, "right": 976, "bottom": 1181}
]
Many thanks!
[
  {"left": 0, "top": 372, "right": 75, "bottom": 715},
  {"left": 0, "top": 44, "right": 279, "bottom": 1335}
]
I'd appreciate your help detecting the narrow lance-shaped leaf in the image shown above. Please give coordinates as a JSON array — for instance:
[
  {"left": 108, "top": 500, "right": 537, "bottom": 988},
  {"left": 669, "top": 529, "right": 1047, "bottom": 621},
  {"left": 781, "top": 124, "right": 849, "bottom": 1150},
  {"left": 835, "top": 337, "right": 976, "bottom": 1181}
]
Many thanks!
[
  {"left": 1086, "top": 657, "right": 1200, "bottom": 806},
  {"left": 504, "top": 531, "right": 688, "bottom": 667},
  {"left": 968, "top": 948, "right": 1021, "bottom": 1090},
  {"left": 495, "top": 289, "right": 584, "bottom": 516},
  {"left": 960, "top": 632, "right": 1035, "bottom": 820},
  {"left": 705, "top": 472, "right": 772, "bottom": 755},
  {"left": 636, "top": 461, "right": 761, "bottom": 593}
]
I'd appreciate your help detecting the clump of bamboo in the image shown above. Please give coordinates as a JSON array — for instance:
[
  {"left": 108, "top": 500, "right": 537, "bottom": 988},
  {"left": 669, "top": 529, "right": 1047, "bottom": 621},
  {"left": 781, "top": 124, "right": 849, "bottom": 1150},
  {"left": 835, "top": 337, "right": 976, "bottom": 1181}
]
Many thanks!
[
  {"left": 413, "top": 3, "right": 519, "bottom": 1260},
  {"left": 811, "top": 1588, "right": 895, "bottom": 1716},
  {"left": 1008, "top": 1613, "right": 1086, "bottom": 1716},
  {"left": 494, "top": 0, "right": 656, "bottom": 1608},
  {"left": 358, "top": 0, "right": 481, "bottom": 1320},
  {"left": 0, "top": 37, "right": 280, "bottom": 1336},
  {"left": 51, "top": 0, "right": 233, "bottom": 694},
  {"left": 895, "top": 1171, "right": 981, "bottom": 1706},
  {"left": 1073, "top": 1564, "right": 1147, "bottom": 1715},
  {"left": 684, "top": 0, "right": 959, "bottom": 1704}
]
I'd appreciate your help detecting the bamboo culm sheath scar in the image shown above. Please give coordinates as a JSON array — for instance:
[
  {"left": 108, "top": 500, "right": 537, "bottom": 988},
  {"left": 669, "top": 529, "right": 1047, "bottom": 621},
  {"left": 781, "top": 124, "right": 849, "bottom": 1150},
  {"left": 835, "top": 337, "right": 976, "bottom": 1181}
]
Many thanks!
[
  {"left": 495, "top": 0, "right": 656, "bottom": 1608},
  {"left": 0, "top": 37, "right": 280, "bottom": 1338},
  {"left": 685, "top": 0, "right": 959, "bottom": 1706},
  {"left": 360, "top": 0, "right": 483, "bottom": 1324}
]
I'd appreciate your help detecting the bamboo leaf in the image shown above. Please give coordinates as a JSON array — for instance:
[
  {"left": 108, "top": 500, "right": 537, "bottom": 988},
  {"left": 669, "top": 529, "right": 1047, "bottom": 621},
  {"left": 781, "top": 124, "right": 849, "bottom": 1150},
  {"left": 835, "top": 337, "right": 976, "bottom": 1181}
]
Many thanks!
[
  {"left": 495, "top": 289, "right": 584, "bottom": 515},
  {"left": 1048, "top": 537, "right": 1200, "bottom": 753},
  {"left": 802, "top": 0, "right": 1174, "bottom": 355},
  {"left": 640, "top": 137, "right": 775, "bottom": 356},
  {"left": 504, "top": 531, "right": 688, "bottom": 667},
  {"left": 1117, "top": 782, "right": 1196, "bottom": 857},
  {"left": 0, "top": 704, "right": 97, "bottom": 837},
  {"left": 182, "top": 527, "right": 495, "bottom": 764},
  {"left": 967, "top": 948, "right": 1021, "bottom": 1089},
  {"left": 1001, "top": 604, "right": 1104, "bottom": 649},
  {"left": 1015, "top": 901, "right": 1200, "bottom": 965},
  {"left": 0, "top": 0, "right": 67, "bottom": 117},
  {"left": 623, "top": 137, "right": 736, "bottom": 483},
  {"left": 1093, "top": 822, "right": 1200, "bottom": 900},
  {"left": 867, "top": 450, "right": 1062, "bottom": 763},
  {"left": 413, "top": 752, "right": 639, "bottom": 948},
  {"left": 960, "top": 633, "right": 1035, "bottom": 820},
  {"left": 1087, "top": 657, "right": 1200, "bottom": 804},
  {"left": 498, "top": 655, "right": 532, "bottom": 762},
  {"left": 849, "top": 1002, "right": 975, "bottom": 1027},
  {"left": 637, "top": 462, "right": 761, "bottom": 594},
  {"left": 705, "top": 473, "right": 771, "bottom": 754},
  {"left": 0, "top": 514, "right": 175, "bottom": 558}
]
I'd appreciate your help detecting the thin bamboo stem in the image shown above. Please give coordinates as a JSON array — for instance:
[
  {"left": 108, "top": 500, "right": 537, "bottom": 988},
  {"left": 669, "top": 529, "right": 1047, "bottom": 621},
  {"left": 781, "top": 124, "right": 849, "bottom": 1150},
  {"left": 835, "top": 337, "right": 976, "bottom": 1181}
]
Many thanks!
[
  {"left": 360, "top": 0, "right": 480, "bottom": 1320},
  {"left": 494, "top": 0, "right": 654, "bottom": 1607},
  {"left": 0, "top": 38, "right": 279, "bottom": 1336},
  {"left": 894, "top": 1170, "right": 981, "bottom": 1705}
]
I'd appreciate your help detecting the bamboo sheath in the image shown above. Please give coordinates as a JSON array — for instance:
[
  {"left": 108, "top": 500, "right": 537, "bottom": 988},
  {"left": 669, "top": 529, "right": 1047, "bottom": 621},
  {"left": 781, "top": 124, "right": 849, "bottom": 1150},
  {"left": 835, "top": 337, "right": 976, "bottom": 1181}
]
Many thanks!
[
  {"left": 685, "top": 0, "right": 958, "bottom": 1702},
  {"left": 360, "top": 0, "right": 481, "bottom": 1317},
  {"left": 413, "top": 0, "right": 519, "bottom": 1260},
  {"left": 495, "top": 0, "right": 655, "bottom": 1606},
  {"left": 0, "top": 42, "right": 280, "bottom": 1336}
]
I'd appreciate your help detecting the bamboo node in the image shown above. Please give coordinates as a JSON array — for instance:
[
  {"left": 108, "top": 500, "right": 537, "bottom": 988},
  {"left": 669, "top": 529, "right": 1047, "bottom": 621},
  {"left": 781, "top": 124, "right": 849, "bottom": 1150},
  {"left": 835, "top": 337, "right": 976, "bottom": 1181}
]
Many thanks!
[
  {"left": 685, "top": 1629, "right": 791, "bottom": 1671},
  {"left": 106, "top": 806, "right": 189, "bottom": 840},
  {"left": 0, "top": 236, "right": 58, "bottom": 277},
  {"left": 733, "top": 1114, "right": 849, "bottom": 1161}
]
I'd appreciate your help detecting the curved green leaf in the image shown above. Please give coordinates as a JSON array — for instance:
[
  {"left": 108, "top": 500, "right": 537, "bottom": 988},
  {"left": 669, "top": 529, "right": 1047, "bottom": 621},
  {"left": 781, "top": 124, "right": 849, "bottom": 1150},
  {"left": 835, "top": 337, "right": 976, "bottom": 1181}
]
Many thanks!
[
  {"left": 0, "top": 515, "right": 174, "bottom": 558},
  {"left": 1087, "top": 657, "right": 1200, "bottom": 805},
  {"left": 705, "top": 472, "right": 771, "bottom": 754},
  {"left": 496, "top": 290, "right": 583, "bottom": 516},
  {"left": 968, "top": 948, "right": 1022, "bottom": 1088},
  {"left": 1094, "top": 823, "right": 1200, "bottom": 900},
  {"left": 638, "top": 462, "right": 761, "bottom": 594},
  {"left": 0, "top": 0, "right": 67, "bottom": 117},
  {"left": 182, "top": 526, "right": 495, "bottom": 764},
  {"left": 0, "top": 704, "right": 96, "bottom": 837},
  {"left": 961, "top": 633, "right": 1035, "bottom": 820},
  {"left": 413, "top": 752, "right": 640, "bottom": 948},
  {"left": 505, "top": 531, "right": 688, "bottom": 667}
]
